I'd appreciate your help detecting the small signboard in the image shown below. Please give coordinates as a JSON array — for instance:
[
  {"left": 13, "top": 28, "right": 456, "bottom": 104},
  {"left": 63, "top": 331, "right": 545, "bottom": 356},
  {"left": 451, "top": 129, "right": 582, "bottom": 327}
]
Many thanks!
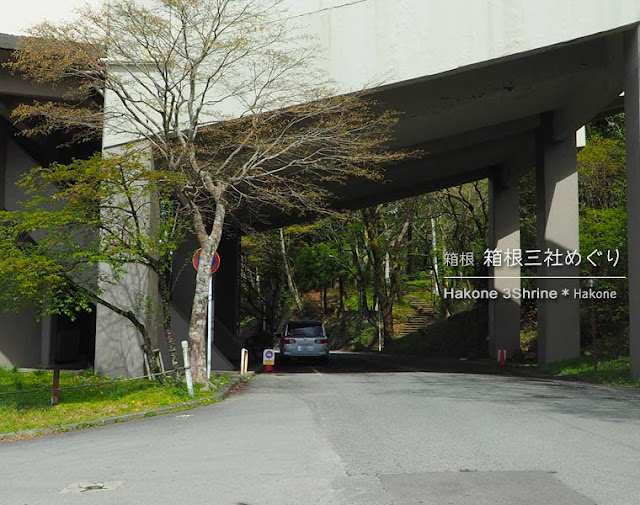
[{"left": 263, "top": 348, "right": 275, "bottom": 366}]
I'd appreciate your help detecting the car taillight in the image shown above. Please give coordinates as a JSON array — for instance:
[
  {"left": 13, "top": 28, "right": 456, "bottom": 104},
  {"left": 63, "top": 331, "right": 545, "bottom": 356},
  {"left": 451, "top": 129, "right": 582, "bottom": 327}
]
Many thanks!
[
  {"left": 284, "top": 338, "right": 296, "bottom": 344},
  {"left": 315, "top": 339, "right": 328, "bottom": 344}
]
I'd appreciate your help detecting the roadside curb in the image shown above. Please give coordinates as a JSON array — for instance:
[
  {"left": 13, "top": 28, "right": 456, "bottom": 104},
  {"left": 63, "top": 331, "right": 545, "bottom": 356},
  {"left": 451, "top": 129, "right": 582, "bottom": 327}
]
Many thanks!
[{"left": 0, "top": 372, "right": 253, "bottom": 443}]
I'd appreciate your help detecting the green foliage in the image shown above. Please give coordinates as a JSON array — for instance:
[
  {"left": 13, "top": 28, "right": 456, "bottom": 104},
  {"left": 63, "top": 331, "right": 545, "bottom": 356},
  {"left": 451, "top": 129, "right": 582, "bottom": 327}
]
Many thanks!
[
  {"left": 0, "top": 152, "right": 188, "bottom": 321},
  {"left": 542, "top": 356, "right": 640, "bottom": 387},
  {"left": 240, "top": 230, "right": 291, "bottom": 335},
  {"left": 324, "top": 311, "right": 378, "bottom": 350},
  {"left": 578, "top": 135, "right": 626, "bottom": 209},
  {"left": 293, "top": 243, "right": 340, "bottom": 291},
  {"left": 242, "top": 183, "right": 490, "bottom": 346},
  {"left": 434, "top": 182, "right": 488, "bottom": 261},
  {"left": 577, "top": 115, "right": 629, "bottom": 358}
]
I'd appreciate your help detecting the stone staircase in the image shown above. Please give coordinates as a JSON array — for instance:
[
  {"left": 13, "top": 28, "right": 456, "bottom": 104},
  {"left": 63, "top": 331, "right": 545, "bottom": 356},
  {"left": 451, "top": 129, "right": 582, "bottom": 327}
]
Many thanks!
[{"left": 396, "top": 298, "right": 435, "bottom": 337}]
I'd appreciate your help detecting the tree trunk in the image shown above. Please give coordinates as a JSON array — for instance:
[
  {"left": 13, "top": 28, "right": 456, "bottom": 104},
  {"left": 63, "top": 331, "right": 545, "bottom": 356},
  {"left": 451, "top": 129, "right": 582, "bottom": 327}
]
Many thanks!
[
  {"left": 362, "top": 207, "right": 394, "bottom": 345},
  {"left": 406, "top": 218, "right": 414, "bottom": 276},
  {"left": 322, "top": 285, "right": 328, "bottom": 315},
  {"left": 393, "top": 271, "right": 404, "bottom": 304},
  {"left": 338, "top": 276, "right": 346, "bottom": 312},
  {"left": 158, "top": 271, "right": 180, "bottom": 374},
  {"left": 350, "top": 242, "right": 368, "bottom": 315},
  {"left": 279, "top": 228, "right": 303, "bottom": 312},
  {"left": 188, "top": 201, "right": 226, "bottom": 385},
  {"left": 83, "top": 284, "right": 159, "bottom": 376}
]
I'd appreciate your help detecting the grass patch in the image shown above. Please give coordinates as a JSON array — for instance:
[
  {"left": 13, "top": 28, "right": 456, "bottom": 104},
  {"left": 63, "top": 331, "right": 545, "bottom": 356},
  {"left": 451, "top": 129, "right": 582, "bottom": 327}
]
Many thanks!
[
  {"left": 392, "top": 299, "right": 416, "bottom": 321},
  {"left": 541, "top": 356, "right": 640, "bottom": 387},
  {"left": 544, "top": 356, "right": 640, "bottom": 385},
  {"left": 405, "top": 279, "right": 432, "bottom": 293},
  {"left": 0, "top": 367, "right": 232, "bottom": 435}
]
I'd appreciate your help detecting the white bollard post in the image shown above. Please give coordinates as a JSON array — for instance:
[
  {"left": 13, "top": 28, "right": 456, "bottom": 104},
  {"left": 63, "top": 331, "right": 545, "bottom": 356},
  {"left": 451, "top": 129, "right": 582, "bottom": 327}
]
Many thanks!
[
  {"left": 240, "top": 348, "right": 249, "bottom": 375},
  {"left": 181, "top": 340, "right": 195, "bottom": 397}
]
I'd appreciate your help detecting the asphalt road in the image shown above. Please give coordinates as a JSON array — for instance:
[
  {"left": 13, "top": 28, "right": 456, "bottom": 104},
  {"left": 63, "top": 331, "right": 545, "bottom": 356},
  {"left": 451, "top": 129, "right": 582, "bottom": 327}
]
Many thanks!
[{"left": 1, "top": 352, "right": 639, "bottom": 505}]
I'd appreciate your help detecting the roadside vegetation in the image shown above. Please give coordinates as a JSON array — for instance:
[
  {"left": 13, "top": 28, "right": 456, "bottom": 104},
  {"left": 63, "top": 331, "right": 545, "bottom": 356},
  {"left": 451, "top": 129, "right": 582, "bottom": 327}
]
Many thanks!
[
  {"left": 240, "top": 113, "right": 632, "bottom": 386},
  {"left": 541, "top": 356, "right": 640, "bottom": 387},
  {"left": 0, "top": 368, "right": 231, "bottom": 435}
]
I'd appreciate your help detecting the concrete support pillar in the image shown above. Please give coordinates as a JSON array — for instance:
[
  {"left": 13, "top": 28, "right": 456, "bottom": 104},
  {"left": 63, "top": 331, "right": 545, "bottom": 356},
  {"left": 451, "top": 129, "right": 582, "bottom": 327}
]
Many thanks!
[
  {"left": 94, "top": 146, "right": 159, "bottom": 378},
  {"left": 536, "top": 121, "right": 581, "bottom": 365},
  {"left": 625, "top": 25, "right": 640, "bottom": 379},
  {"left": 488, "top": 176, "right": 521, "bottom": 358},
  {"left": 94, "top": 264, "right": 156, "bottom": 377},
  {"left": 40, "top": 315, "right": 53, "bottom": 367}
]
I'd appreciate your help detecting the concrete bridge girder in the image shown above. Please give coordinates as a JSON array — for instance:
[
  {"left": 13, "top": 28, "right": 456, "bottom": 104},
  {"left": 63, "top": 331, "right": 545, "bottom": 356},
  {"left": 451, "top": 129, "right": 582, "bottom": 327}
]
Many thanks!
[{"left": 257, "top": 29, "right": 626, "bottom": 227}]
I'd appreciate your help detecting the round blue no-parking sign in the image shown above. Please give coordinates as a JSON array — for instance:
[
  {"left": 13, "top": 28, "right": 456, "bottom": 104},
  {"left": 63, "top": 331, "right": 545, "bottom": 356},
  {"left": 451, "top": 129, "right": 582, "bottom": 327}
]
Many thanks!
[{"left": 263, "top": 349, "right": 275, "bottom": 365}]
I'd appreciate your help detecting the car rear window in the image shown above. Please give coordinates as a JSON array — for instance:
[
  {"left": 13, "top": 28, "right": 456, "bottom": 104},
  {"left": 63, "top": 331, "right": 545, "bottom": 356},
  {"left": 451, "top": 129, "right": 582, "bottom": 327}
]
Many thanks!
[{"left": 288, "top": 324, "right": 323, "bottom": 337}]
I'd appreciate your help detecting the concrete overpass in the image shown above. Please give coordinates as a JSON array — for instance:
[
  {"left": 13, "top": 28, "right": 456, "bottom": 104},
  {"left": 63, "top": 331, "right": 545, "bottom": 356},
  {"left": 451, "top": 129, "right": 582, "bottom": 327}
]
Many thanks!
[
  {"left": 259, "top": 0, "right": 640, "bottom": 375},
  {"left": 2, "top": 1, "right": 640, "bottom": 377}
]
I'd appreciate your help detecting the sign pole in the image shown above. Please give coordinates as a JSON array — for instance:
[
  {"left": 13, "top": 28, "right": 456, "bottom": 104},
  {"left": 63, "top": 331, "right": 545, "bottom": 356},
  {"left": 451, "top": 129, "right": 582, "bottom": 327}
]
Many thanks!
[
  {"left": 207, "top": 275, "right": 213, "bottom": 380},
  {"left": 377, "top": 301, "right": 382, "bottom": 352},
  {"left": 193, "top": 248, "right": 220, "bottom": 382},
  {"left": 207, "top": 275, "right": 217, "bottom": 379}
]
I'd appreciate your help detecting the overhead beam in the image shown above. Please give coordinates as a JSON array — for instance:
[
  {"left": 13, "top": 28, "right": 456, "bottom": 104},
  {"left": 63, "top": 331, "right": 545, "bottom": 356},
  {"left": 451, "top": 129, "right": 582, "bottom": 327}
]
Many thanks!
[
  {"left": 0, "top": 73, "right": 69, "bottom": 101},
  {"left": 376, "top": 32, "right": 626, "bottom": 147},
  {"left": 553, "top": 36, "right": 626, "bottom": 140}
]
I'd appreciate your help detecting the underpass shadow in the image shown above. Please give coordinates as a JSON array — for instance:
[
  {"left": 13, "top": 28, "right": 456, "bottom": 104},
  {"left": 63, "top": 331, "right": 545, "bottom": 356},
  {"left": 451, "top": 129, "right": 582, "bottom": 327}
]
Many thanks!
[{"left": 271, "top": 350, "right": 523, "bottom": 375}]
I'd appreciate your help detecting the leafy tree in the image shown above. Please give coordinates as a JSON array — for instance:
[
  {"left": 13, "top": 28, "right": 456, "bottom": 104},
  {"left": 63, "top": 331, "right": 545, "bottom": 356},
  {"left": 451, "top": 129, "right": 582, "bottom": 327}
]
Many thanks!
[
  {"left": 7, "top": 0, "right": 406, "bottom": 382},
  {"left": 430, "top": 181, "right": 489, "bottom": 319},
  {"left": 291, "top": 216, "right": 371, "bottom": 316},
  {"left": 579, "top": 136, "right": 626, "bottom": 209},
  {"left": 578, "top": 118, "right": 628, "bottom": 359},
  {"left": 361, "top": 200, "right": 415, "bottom": 345},
  {"left": 240, "top": 230, "right": 290, "bottom": 338},
  {"left": 0, "top": 152, "right": 189, "bottom": 375}
]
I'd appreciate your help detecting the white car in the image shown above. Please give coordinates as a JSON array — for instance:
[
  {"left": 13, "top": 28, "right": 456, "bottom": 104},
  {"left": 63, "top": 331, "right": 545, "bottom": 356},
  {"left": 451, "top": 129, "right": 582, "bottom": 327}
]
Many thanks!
[{"left": 279, "top": 320, "right": 329, "bottom": 362}]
